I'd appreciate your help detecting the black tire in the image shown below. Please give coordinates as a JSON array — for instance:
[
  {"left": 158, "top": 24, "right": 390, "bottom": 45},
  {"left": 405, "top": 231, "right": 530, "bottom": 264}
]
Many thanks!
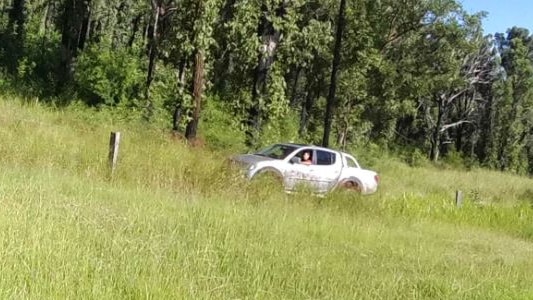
[
  {"left": 252, "top": 169, "right": 283, "bottom": 185},
  {"left": 339, "top": 180, "right": 362, "bottom": 193}
]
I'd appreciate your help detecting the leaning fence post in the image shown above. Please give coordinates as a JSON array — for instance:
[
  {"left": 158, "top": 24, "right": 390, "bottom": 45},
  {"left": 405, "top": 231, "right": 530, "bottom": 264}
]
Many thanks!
[
  {"left": 455, "top": 190, "right": 464, "bottom": 208},
  {"left": 109, "top": 132, "right": 121, "bottom": 175}
]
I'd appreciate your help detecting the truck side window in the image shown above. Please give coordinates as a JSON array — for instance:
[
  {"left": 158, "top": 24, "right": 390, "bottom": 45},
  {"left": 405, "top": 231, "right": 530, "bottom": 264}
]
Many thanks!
[
  {"left": 316, "top": 150, "right": 336, "bottom": 165},
  {"left": 346, "top": 157, "right": 357, "bottom": 168}
]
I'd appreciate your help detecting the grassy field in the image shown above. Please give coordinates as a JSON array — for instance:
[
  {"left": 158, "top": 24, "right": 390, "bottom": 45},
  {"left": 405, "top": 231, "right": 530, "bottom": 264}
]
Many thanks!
[{"left": 1, "top": 98, "right": 533, "bottom": 299}]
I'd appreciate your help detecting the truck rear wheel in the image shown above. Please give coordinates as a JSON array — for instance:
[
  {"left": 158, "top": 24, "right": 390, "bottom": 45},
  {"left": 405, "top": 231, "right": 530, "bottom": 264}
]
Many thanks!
[{"left": 340, "top": 180, "right": 362, "bottom": 193}]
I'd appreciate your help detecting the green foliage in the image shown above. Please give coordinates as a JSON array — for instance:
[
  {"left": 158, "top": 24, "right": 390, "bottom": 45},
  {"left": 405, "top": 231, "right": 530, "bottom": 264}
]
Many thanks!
[
  {"left": 404, "top": 148, "right": 430, "bottom": 168},
  {"left": 152, "top": 63, "right": 186, "bottom": 126},
  {"left": 0, "top": 25, "right": 62, "bottom": 97},
  {"left": 260, "top": 112, "right": 300, "bottom": 148},
  {"left": 201, "top": 96, "right": 246, "bottom": 152},
  {"left": 265, "top": 63, "right": 290, "bottom": 120},
  {"left": 2, "top": 0, "right": 533, "bottom": 175},
  {"left": 74, "top": 46, "right": 144, "bottom": 107}
]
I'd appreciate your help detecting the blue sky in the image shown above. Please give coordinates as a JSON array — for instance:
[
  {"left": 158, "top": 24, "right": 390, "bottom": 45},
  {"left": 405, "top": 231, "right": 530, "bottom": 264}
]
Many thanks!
[{"left": 459, "top": 0, "right": 533, "bottom": 35}]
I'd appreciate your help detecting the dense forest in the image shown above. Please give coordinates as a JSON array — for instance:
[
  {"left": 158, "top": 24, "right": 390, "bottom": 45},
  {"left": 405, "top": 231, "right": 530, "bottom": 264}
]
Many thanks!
[{"left": 1, "top": 0, "right": 533, "bottom": 174}]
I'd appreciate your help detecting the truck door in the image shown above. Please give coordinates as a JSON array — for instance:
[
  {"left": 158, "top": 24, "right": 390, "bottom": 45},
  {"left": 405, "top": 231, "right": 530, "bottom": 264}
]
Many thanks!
[
  {"left": 306, "top": 150, "right": 342, "bottom": 192},
  {"left": 282, "top": 148, "right": 314, "bottom": 190}
]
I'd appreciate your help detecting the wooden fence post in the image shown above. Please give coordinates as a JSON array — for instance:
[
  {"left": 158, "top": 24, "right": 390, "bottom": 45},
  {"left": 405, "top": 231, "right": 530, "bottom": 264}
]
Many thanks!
[
  {"left": 109, "top": 132, "right": 121, "bottom": 175},
  {"left": 455, "top": 190, "right": 463, "bottom": 208}
]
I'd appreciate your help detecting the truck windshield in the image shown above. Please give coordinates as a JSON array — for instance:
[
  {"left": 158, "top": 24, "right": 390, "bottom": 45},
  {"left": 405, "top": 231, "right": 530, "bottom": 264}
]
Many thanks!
[{"left": 255, "top": 144, "right": 297, "bottom": 160}]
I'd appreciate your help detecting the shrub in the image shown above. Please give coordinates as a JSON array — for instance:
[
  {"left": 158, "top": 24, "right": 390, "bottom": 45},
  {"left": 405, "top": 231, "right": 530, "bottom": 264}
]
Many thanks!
[
  {"left": 405, "top": 148, "right": 429, "bottom": 168},
  {"left": 74, "top": 45, "right": 144, "bottom": 107},
  {"left": 202, "top": 97, "right": 246, "bottom": 152}
]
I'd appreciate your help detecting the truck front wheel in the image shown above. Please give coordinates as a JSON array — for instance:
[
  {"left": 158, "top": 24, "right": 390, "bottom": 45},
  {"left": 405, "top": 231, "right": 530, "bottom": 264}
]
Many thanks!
[{"left": 252, "top": 168, "right": 283, "bottom": 185}]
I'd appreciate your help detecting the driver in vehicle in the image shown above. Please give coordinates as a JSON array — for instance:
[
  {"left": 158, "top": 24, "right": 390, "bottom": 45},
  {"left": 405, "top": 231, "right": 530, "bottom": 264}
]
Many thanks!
[{"left": 301, "top": 151, "right": 312, "bottom": 165}]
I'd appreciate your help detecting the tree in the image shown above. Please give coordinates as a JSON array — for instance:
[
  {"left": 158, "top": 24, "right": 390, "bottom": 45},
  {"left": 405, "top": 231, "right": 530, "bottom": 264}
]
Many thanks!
[
  {"left": 58, "top": 0, "right": 92, "bottom": 85},
  {"left": 487, "top": 28, "right": 533, "bottom": 173},
  {"left": 245, "top": 0, "right": 290, "bottom": 148},
  {"left": 144, "top": 0, "right": 177, "bottom": 118},
  {"left": 184, "top": 0, "right": 222, "bottom": 142},
  {"left": 322, "top": 0, "right": 346, "bottom": 148},
  {"left": 0, "top": 0, "right": 27, "bottom": 73}
]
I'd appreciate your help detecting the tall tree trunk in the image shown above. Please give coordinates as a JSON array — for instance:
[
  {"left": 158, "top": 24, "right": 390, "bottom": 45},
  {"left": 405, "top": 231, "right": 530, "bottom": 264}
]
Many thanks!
[
  {"left": 39, "top": 1, "right": 52, "bottom": 56},
  {"left": 39, "top": 1, "right": 51, "bottom": 36},
  {"left": 337, "top": 127, "right": 348, "bottom": 150},
  {"left": 173, "top": 59, "right": 187, "bottom": 131},
  {"left": 322, "top": 0, "right": 346, "bottom": 148},
  {"left": 299, "top": 73, "right": 316, "bottom": 138},
  {"left": 245, "top": 1, "right": 287, "bottom": 148},
  {"left": 128, "top": 14, "right": 143, "bottom": 48},
  {"left": 246, "top": 36, "right": 279, "bottom": 147},
  {"left": 289, "top": 66, "right": 302, "bottom": 108},
  {"left": 5, "top": 0, "right": 26, "bottom": 72},
  {"left": 430, "top": 98, "right": 445, "bottom": 161},
  {"left": 212, "top": 0, "right": 237, "bottom": 92},
  {"left": 477, "top": 87, "right": 494, "bottom": 164},
  {"left": 78, "top": 3, "right": 91, "bottom": 50},
  {"left": 145, "top": 1, "right": 161, "bottom": 119},
  {"left": 185, "top": 51, "right": 205, "bottom": 141},
  {"left": 59, "top": 0, "right": 90, "bottom": 86}
]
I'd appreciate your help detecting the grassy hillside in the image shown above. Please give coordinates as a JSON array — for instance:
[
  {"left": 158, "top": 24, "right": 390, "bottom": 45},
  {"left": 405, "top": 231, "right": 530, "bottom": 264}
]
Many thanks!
[{"left": 1, "top": 98, "right": 533, "bottom": 299}]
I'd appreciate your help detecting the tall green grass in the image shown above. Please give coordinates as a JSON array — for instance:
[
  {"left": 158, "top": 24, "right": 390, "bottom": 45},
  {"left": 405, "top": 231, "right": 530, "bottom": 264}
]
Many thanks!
[{"left": 1, "top": 97, "right": 533, "bottom": 299}]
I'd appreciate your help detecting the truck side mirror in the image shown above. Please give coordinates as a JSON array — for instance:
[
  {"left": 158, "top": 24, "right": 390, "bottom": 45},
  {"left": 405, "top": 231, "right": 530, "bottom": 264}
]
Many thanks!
[{"left": 290, "top": 156, "right": 301, "bottom": 164}]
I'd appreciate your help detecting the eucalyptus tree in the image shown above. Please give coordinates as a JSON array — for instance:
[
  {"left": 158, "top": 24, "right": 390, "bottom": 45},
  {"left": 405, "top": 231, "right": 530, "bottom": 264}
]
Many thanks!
[
  {"left": 57, "top": 0, "right": 92, "bottom": 83},
  {"left": 449, "top": 35, "right": 496, "bottom": 160},
  {"left": 143, "top": 0, "right": 177, "bottom": 117},
  {"left": 487, "top": 28, "right": 533, "bottom": 173},
  {"left": 321, "top": 0, "right": 346, "bottom": 147},
  {"left": 372, "top": 0, "right": 486, "bottom": 161},
  {"left": 183, "top": 0, "right": 223, "bottom": 141},
  {"left": 245, "top": 0, "right": 293, "bottom": 147},
  {"left": 275, "top": 0, "right": 333, "bottom": 142},
  {"left": 360, "top": 0, "right": 433, "bottom": 145},
  {"left": 218, "top": 0, "right": 306, "bottom": 147}
]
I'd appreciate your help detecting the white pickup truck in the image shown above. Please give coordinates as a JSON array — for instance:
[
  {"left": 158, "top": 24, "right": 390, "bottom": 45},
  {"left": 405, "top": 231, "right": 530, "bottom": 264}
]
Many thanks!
[{"left": 231, "top": 143, "right": 379, "bottom": 195}]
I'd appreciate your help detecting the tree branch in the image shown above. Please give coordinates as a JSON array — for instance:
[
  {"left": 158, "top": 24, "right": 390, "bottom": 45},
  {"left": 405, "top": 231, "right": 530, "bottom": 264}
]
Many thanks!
[
  {"left": 440, "top": 120, "right": 472, "bottom": 133},
  {"left": 150, "top": 0, "right": 159, "bottom": 11},
  {"left": 444, "top": 87, "right": 471, "bottom": 105},
  {"left": 381, "top": 22, "right": 427, "bottom": 51},
  {"left": 161, "top": 7, "right": 177, "bottom": 20}
]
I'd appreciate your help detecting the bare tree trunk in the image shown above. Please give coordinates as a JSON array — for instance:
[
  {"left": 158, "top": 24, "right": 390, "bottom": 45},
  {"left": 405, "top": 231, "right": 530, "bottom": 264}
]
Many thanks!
[
  {"left": 173, "top": 59, "right": 187, "bottom": 131},
  {"left": 430, "top": 98, "right": 444, "bottom": 161},
  {"left": 78, "top": 1, "right": 92, "bottom": 50},
  {"left": 185, "top": 51, "right": 205, "bottom": 141},
  {"left": 337, "top": 129, "right": 347, "bottom": 150},
  {"left": 39, "top": 0, "right": 51, "bottom": 36},
  {"left": 145, "top": 1, "right": 161, "bottom": 118},
  {"left": 322, "top": 0, "right": 346, "bottom": 148}
]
